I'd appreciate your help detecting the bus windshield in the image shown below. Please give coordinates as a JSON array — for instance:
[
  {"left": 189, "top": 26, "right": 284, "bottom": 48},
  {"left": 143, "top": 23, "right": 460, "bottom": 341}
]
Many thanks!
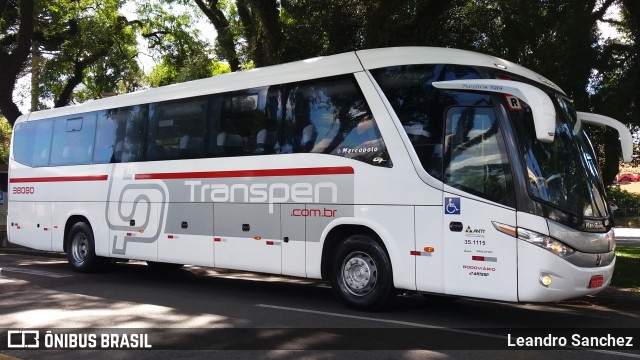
[{"left": 510, "top": 95, "right": 609, "bottom": 221}]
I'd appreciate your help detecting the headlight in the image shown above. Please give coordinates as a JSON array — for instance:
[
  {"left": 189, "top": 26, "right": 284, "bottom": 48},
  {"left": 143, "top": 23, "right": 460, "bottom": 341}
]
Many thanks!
[{"left": 518, "top": 228, "right": 574, "bottom": 257}]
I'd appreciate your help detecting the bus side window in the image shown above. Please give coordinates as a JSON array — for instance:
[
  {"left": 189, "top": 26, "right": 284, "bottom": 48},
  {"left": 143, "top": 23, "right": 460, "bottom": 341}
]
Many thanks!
[
  {"left": 254, "top": 86, "right": 281, "bottom": 155},
  {"left": 94, "top": 111, "right": 116, "bottom": 164},
  {"left": 12, "top": 122, "right": 36, "bottom": 166},
  {"left": 283, "top": 76, "right": 390, "bottom": 166},
  {"left": 50, "top": 114, "right": 96, "bottom": 166},
  {"left": 13, "top": 120, "right": 53, "bottom": 167},
  {"left": 370, "top": 65, "right": 483, "bottom": 178},
  {"left": 216, "top": 87, "right": 271, "bottom": 157},
  {"left": 147, "top": 97, "right": 207, "bottom": 161},
  {"left": 208, "top": 96, "right": 225, "bottom": 157},
  {"left": 443, "top": 106, "right": 515, "bottom": 207},
  {"left": 32, "top": 121, "right": 54, "bottom": 167},
  {"left": 119, "top": 105, "right": 148, "bottom": 163}
]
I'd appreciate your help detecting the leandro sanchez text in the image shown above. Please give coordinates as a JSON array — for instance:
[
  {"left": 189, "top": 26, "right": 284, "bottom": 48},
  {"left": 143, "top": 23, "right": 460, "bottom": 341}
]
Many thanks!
[{"left": 508, "top": 333, "right": 634, "bottom": 348}]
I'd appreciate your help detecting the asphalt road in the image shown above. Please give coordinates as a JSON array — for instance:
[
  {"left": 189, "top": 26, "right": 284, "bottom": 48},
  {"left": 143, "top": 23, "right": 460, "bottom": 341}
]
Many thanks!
[{"left": 0, "top": 251, "right": 639, "bottom": 359}]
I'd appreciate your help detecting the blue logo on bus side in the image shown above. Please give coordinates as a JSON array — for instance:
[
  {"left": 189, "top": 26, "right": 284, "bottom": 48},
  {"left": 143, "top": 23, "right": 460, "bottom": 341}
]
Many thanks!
[{"left": 445, "top": 197, "right": 460, "bottom": 215}]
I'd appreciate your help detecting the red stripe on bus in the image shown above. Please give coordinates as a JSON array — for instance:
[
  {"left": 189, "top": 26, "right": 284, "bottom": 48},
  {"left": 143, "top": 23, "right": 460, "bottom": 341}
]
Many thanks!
[
  {"left": 134, "top": 166, "right": 354, "bottom": 180},
  {"left": 10, "top": 175, "right": 108, "bottom": 183}
]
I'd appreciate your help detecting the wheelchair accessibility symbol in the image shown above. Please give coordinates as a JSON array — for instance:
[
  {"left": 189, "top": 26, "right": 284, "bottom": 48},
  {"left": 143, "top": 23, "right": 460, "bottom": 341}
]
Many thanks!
[{"left": 445, "top": 197, "right": 461, "bottom": 215}]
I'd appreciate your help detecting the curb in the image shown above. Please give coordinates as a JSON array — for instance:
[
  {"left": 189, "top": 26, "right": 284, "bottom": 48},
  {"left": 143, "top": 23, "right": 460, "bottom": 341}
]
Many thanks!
[
  {"left": 580, "top": 288, "right": 640, "bottom": 312},
  {"left": 595, "top": 287, "right": 640, "bottom": 299}
]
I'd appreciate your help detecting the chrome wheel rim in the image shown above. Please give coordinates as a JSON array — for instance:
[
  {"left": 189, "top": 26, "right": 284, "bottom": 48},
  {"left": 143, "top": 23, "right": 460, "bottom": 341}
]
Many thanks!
[
  {"left": 341, "top": 251, "right": 377, "bottom": 296},
  {"left": 70, "top": 233, "right": 89, "bottom": 265}
]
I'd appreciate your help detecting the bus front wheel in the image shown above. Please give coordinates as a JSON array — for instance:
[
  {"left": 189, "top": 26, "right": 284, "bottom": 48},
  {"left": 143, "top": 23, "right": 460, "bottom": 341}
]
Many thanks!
[
  {"left": 331, "top": 235, "right": 395, "bottom": 311},
  {"left": 66, "top": 222, "right": 101, "bottom": 273}
]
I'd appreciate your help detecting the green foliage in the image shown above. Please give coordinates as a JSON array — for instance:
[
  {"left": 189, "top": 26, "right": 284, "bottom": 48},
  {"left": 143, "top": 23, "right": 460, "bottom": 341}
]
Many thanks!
[
  {"left": 209, "top": 60, "right": 231, "bottom": 75},
  {"left": 607, "top": 186, "right": 640, "bottom": 227},
  {"left": 612, "top": 246, "right": 640, "bottom": 290},
  {"left": 607, "top": 186, "right": 640, "bottom": 209},
  {"left": 35, "top": 0, "right": 143, "bottom": 107},
  {"left": 136, "top": 0, "right": 218, "bottom": 86},
  {"left": 148, "top": 64, "right": 177, "bottom": 88},
  {"left": 148, "top": 57, "right": 231, "bottom": 87},
  {"left": 0, "top": 117, "right": 11, "bottom": 164}
]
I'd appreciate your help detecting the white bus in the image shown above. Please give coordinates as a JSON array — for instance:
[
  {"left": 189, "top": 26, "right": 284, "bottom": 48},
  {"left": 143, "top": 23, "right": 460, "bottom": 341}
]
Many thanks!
[{"left": 8, "top": 47, "right": 632, "bottom": 310}]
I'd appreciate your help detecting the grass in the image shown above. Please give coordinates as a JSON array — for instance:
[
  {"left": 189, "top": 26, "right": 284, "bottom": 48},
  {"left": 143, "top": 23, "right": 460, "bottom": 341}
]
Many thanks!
[{"left": 611, "top": 246, "right": 640, "bottom": 290}]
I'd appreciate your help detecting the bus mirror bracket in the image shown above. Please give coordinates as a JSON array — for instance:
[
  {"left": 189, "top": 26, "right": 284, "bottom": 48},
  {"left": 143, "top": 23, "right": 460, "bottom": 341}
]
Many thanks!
[
  {"left": 576, "top": 112, "right": 633, "bottom": 163},
  {"left": 432, "top": 79, "right": 556, "bottom": 143}
]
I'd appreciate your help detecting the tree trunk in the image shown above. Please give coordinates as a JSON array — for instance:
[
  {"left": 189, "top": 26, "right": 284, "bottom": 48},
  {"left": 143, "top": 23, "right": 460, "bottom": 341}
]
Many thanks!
[
  {"left": 0, "top": 0, "right": 34, "bottom": 125},
  {"left": 31, "top": 46, "right": 41, "bottom": 112},
  {"left": 192, "top": 0, "right": 241, "bottom": 72}
]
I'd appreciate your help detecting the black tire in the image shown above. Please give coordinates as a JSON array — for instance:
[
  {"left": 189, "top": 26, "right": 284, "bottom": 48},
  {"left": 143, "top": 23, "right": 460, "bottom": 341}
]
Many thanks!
[
  {"left": 146, "top": 261, "right": 185, "bottom": 271},
  {"left": 66, "top": 222, "right": 101, "bottom": 273},
  {"left": 330, "top": 235, "right": 395, "bottom": 311}
]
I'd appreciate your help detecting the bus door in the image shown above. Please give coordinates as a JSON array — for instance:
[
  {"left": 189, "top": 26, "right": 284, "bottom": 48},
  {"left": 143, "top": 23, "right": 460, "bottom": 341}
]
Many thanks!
[{"left": 441, "top": 105, "right": 518, "bottom": 301}]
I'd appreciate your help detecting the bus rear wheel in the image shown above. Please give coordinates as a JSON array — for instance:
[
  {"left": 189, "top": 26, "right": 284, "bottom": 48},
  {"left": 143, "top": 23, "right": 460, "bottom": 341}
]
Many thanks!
[
  {"left": 331, "top": 235, "right": 395, "bottom": 311},
  {"left": 66, "top": 222, "right": 101, "bottom": 273}
]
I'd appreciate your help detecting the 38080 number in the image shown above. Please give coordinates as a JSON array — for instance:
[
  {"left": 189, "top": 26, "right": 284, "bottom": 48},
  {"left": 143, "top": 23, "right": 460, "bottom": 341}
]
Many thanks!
[{"left": 12, "top": 186, "right": 35, "bottom": 195}]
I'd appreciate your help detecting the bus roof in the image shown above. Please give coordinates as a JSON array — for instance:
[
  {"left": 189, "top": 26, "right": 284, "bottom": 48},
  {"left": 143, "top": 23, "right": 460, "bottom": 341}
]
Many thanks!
[{"left": 19, "top": 46, "right": 564, "bottom": 123}]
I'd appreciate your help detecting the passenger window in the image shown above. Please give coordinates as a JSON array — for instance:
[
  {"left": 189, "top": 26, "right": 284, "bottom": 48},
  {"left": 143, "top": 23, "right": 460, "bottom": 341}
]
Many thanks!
[
  {"left": 111, "top": 104, "right": 149, "bottom": 162},
  {"left": 12, "top": 122, "right": 35, "bottom": 166},
  {"left": 93, "top": 111, "right": 117, "bottom": 164},
  {"left": 50, "top": 114, "right": 96, "bottom": 166},
  {"left": 211, "top": 86, "right": 280, "bottom": 157},
  {"left": 13, "top": 120, "right": 54, "bottom": 167},
  {"left": 219, "top": 91, "right": 262, "bottom": 156},
  {"left": 370, "top": 65, "right": 483, "bottom": 178},
  {"left": 282, "top": 76, "right": 390, "bottom": 166},
  {"left": 147, "top": 98, "right": 208, "bottom": 161},
  {"left": 444, "top": 107, "right": 514, "bottom": 207}
]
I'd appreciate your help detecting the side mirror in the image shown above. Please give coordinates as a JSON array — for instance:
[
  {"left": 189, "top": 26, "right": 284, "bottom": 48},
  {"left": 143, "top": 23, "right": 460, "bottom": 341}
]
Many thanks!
[
  {"left": 432, "top": 79, "right": 556, "bottom": 143},
  {"left": 577, "top": 112, "right": 633, "bottom": 163}
]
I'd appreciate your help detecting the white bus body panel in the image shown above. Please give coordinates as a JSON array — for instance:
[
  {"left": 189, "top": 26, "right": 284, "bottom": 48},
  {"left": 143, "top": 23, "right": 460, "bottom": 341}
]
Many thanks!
[
  {"left": 517, "top": 240, "right": 614, "bottom": 302},
  {"left": 442, "top": 188, "right": 518, "bottom": 302},
  {"left": 8, "top": 201, "right": 40, "bottom": 249},
  {"left": 158, "top": 202, "right": 214, "bottom": 267},
  {"left": 415, "top": 206, "right": 444, "bottom": 294},
  {"left": 281, "top": 203, "right": 307, "bottom": 277},
  {"left": 517, "top": 211, "right": 549, "bottom": 235},
  {"left": 9, "top": 163, "right": 113, "bottom": 255},
  {"left": 214, "top": 203, "right": 282, "bottom": 274},
  {"left": 106, "top": 164, "right": 165, "bottom": 262}
]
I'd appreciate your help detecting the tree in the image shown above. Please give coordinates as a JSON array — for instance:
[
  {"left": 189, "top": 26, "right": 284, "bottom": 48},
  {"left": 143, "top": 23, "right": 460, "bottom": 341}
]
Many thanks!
[
  {"left": 39, "top": 0, "right": 143, "bottom": 107},
  {"left": 136, "top": 0, "right": 231, "bottom": 86},
  {"left": 0, "top": 0, "right": 36, "bottom": 124},
  {"left": 587, "top": 0, "right": 639, "bottom": 185},
  {"left": 0, "top": 0, "right": 143, "bottom": 125},
  {"left": 0, "top": 116, "right": 11, "bottom": 164}
]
